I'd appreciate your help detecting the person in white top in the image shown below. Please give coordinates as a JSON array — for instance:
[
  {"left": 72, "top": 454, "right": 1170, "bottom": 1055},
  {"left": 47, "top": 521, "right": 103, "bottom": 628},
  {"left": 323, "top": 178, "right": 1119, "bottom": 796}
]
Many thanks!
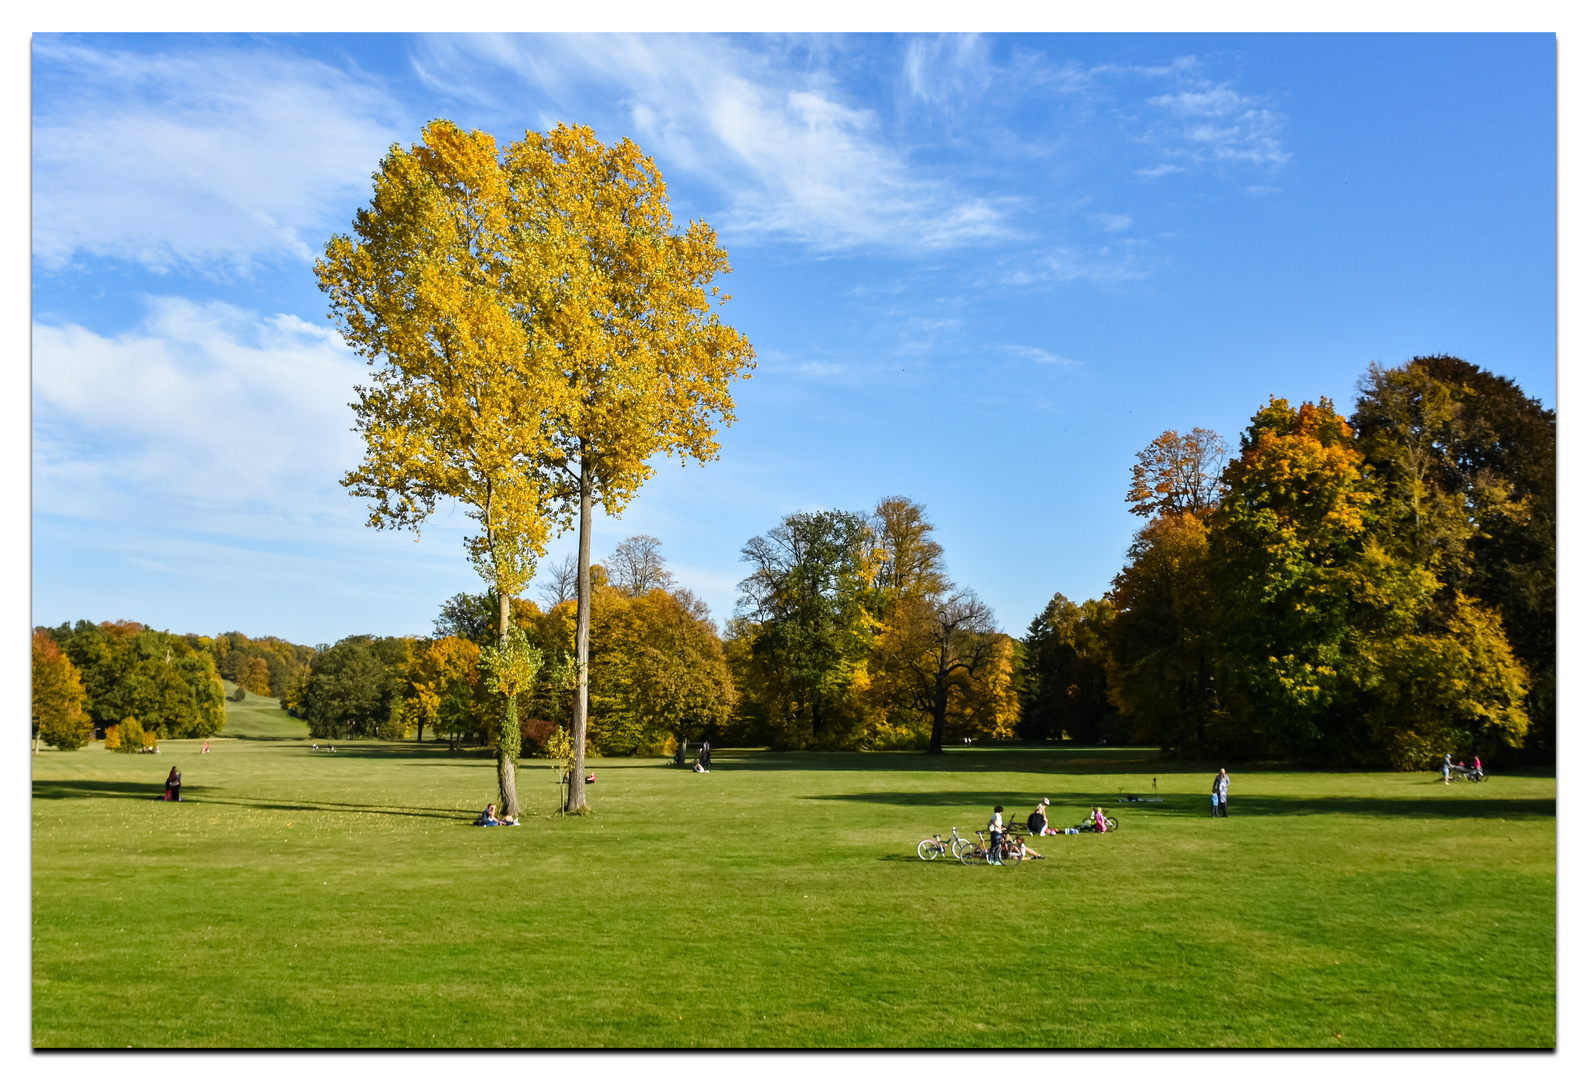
[{"left": 987, "top": 805, "right": 1006, "bottom": 864}]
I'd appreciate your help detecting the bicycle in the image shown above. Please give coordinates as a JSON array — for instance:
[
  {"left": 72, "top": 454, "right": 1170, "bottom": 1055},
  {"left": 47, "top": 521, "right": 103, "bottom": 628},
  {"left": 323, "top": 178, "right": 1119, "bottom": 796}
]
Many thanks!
[
  {"left": 962, "top": 829, "right": 1024, "bottom": 865},
  {"left": 918, "top": 826, "right": 973, "bottom": 862},
  {"left": 1078, "top": 814, "right": 1120, "bottom": 833}
]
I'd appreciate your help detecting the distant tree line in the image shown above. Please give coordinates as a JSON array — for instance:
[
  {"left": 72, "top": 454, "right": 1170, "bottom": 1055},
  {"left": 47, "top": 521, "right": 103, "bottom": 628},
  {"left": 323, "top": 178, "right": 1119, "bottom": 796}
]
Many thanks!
[
  {"left": 32, "top": 621, "right": 229, "bottom": 747},
  {"left": 1017, "top": 355, "right": 1553, "bottom": 769},
  {"left": 34, "top": 358, "right": 1547, "bottom": 772},
  {"left": 283, "top": 535, "right": 735, "bottom": 757}
]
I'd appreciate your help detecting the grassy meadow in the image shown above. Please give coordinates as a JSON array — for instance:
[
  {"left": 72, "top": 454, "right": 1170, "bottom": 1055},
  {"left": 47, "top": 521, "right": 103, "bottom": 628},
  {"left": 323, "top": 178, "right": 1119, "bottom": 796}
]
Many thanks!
[{"left": 31, "top": 696, "right": 1555, "bottom": 1048}]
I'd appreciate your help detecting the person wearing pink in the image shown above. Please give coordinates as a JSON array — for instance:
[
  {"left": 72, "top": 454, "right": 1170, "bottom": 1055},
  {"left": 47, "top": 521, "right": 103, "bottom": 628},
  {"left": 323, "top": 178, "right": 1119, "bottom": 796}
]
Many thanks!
[{"left": 1091, "top": 806, "right": 1108, "bottom": 833}]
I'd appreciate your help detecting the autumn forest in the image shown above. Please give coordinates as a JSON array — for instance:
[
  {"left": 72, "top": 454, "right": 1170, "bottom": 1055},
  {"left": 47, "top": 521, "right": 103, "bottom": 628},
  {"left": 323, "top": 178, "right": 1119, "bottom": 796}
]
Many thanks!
[{"left": 32, "top": 351, "right": 1554, "bottom": 774}]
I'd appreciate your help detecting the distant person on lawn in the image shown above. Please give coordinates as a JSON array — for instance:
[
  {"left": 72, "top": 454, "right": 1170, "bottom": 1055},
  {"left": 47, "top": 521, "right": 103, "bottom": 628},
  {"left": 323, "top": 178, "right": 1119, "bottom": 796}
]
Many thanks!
[
  {"left": 697, "top": 741, "right": 711, "bottom": 772},
  {"left": 1217, "top": 768, "right": 1229, "bottom": 816},
  {"left": 1443, "top": 753, "right": 1452, "bottom": 784},
  {"left": 164, "top": 767, "right": 182, "bottom": 802}
]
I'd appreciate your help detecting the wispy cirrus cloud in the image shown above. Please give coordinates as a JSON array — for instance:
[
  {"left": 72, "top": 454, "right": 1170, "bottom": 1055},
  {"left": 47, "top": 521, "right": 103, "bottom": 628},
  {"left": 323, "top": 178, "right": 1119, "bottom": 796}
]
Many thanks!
[
  {"left": 1005, "top": 344, "right": 1079, "bottom": 368},
  {"left": 1141, "top": 81, "right": 1290, "bottom": 169},
  {"left": 32, "top": 38, "right": 406, "bottom": 272},
  {"left": 411, "top": 33, "right": 1017, "bottom": 255}
]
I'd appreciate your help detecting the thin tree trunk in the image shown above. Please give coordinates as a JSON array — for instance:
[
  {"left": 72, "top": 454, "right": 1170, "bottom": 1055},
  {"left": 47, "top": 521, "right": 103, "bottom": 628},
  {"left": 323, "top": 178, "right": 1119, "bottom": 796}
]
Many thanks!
[
  {"left": 497, "top": 587, "right": 521, "bottom": 819},
  {"left": 928, "top": 675, "right": 948, "bottom": 754},
  {"left": 569, "top": 455, "right": 593, "bottom": 812}
]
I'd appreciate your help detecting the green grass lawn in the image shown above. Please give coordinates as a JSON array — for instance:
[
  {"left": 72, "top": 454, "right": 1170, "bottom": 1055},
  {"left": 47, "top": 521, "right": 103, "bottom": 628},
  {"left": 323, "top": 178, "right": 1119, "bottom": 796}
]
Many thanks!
[
  {"left": 32, "top": 728, "right": 1554, "bottom": 1048},
  {"left": 214, "top": 682, "right": 310, "bottom": 739}
]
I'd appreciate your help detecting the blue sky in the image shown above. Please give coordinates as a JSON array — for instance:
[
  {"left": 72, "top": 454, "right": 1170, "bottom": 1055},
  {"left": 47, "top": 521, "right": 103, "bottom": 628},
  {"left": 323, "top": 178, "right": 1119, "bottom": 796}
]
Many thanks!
[{"left": 30, "top": 32, "right": 1557, "bottom": 646}]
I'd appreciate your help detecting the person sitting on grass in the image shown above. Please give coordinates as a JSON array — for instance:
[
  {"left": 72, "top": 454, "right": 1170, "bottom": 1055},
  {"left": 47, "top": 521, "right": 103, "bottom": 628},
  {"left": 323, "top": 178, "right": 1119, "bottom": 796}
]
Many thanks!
[
  {"left": 1028, "top": 798, "right": 1055, "bottom": 836},
  {"left": 1012, "top": 834, "right": 1043, "bottom": 861},
  {"left": 475, "top": 803, "right": 519, "bottom": 826}
]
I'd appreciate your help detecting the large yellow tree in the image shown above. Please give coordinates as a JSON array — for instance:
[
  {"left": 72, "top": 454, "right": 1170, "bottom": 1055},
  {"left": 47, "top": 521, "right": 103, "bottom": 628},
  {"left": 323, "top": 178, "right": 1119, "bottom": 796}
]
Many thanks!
[
  {"left": 317, "top": 120, "right": 566, "bottom": 818},
  {"left": 508, "top": 124, "right": 755, "bottom": 812}
]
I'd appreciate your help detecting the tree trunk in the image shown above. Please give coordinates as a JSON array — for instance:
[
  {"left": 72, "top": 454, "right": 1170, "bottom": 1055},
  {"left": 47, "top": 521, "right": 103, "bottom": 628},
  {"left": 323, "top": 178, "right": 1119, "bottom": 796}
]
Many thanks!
[
  {"left": 928, "top": 674, "right": 949, "bottom": 754},
  {"left": 496, "top": 588, "right": 521, "bottom": 819},
  {"left": 568, "top": 455, "right": 593, "bottom": 813}
]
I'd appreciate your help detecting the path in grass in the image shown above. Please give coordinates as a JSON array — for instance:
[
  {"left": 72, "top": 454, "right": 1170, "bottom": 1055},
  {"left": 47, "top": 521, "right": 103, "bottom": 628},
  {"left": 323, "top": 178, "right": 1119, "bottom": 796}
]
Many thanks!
[{"left": 31, "top": 740, "right": 1554, "bottom": 1047}]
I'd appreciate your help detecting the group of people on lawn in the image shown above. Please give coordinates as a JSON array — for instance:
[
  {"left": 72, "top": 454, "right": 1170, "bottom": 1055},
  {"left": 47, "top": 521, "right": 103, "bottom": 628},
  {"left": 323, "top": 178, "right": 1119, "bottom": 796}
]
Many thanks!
[{"left": 983, "top": 798, "right": 1111, "bottom": 865}]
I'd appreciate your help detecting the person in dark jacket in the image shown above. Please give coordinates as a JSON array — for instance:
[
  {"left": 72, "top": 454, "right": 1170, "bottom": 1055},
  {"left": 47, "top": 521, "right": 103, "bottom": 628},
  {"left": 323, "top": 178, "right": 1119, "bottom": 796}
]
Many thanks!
[
  {"left": 697, "top": 741, "right": 711, "bottom": 772},
  {"left": 164, "top": 767, "right": 182, "bottom": 802},
  {"left": 1216, "top": 768, "right": 1229, "bottom": 816}
]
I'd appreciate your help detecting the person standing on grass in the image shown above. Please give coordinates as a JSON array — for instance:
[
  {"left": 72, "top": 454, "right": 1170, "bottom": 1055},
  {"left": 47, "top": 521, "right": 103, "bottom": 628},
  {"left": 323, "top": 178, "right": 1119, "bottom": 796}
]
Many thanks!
[
  {"left": 1443, "top": 753, "right": 1452, "bottom": 784},
  {"left": 988, "top": 805, "right": 1006, "bottom": 863},
  {"left": 1217, "top": 768, "right": 1230, "bottom": 816},
  {"left": 164, "top": 766, "right": 182, "bottom": 802}
]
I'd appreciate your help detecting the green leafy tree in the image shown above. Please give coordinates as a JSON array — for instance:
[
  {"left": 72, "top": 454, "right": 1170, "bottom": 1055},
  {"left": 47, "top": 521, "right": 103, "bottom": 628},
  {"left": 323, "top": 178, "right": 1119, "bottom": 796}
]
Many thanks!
[
  {"left": 1353, "top": 355, "right": 1555, "bottom": 758},
  {"left": 299, "top": 637, "right": 403, "bottom": 740},
  {"left": 735, "top": 510, "right": 875, "bottom": 749},
  {"left": 1207, "top": 397, "right": 1381, "bottom": 759},
  {"left": 54, "top": 621, "right": 225, "bottom": 740},
  {"left": 1018, "top": 593, "right": 1117, "bottom": 745}
]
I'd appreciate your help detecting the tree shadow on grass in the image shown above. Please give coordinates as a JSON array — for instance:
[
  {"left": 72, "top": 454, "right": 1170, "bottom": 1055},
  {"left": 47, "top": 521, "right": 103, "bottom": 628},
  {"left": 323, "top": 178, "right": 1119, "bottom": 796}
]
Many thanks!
[
  {"left": 703, "top": 747, "right": 1177, "bottom": 774},
  {"left": 32, "top": 780, "right": 475, "bottom": 822},
  {"left": 809, "top": 790, "right": 1555, "bottom": 821},
  {"left": 32, "top": 780, "right": 212, "bottom": 801}
]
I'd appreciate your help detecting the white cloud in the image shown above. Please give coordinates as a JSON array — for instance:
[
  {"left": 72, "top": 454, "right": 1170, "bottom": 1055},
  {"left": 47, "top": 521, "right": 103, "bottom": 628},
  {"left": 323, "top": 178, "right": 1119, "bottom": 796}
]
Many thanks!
[
  {"left": 1005, "top": 345, "right": 1079, "bottom": 367},
  {"left": 32, "top": 298, "right": 368, "bottom": 528},
  {"left": 1136, "top": 164, "right": 1185, "bottom": 179},
  {"left": 411, "top": 34, "right": 1015, "bottom": 254},
  {"left": 1091, "top": 212, "right": 1133, "bottom": 232},
  {"left": 999, "top": 244, "right": 1150, "bottom": 287},
  {"left": 901, "top": 34, "right": 994, "bottom": 106},
  {"left": 1142, "top": 82, "right": 1290, "bottom": 169},
  {"left": 32, "top": 39, "right": 405, "bottom": 272}
]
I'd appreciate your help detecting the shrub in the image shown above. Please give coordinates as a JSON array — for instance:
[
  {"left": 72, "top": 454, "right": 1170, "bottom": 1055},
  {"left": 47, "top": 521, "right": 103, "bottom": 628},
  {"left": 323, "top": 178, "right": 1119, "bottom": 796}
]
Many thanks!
[
  {"left": 521, "top": 718, "right": 556, "bottom": 755},
  {"left": 108, "top": 717, "right": 145, "bottom": 753},
  {"left": 231, "top": 684, "right": 247, "bottom": 702}
]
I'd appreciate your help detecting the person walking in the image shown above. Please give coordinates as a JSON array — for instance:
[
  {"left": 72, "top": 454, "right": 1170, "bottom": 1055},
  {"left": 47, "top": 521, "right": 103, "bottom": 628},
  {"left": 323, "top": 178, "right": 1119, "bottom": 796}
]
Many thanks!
[
  {"left": 1442, "top": 753, "right": 1452, "bottom": 785},
  {"left": 1216, "top": 768, "right": 1230, "bottom": 816}
]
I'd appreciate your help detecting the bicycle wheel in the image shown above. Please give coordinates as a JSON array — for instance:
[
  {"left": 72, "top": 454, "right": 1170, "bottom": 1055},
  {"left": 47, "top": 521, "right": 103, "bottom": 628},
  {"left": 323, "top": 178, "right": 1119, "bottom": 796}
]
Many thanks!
[
  {"left": 958, "top": 845, "right": 983, "bottom": 866},
  {"left": 1106, "top": 816, "right": 1119, "bottom": 831},
  {"left": 917, "top": 838, "right": 941, "bottom": 861},
  {"left": 950, "top": 838, "right": 973, "bottom": 862}
]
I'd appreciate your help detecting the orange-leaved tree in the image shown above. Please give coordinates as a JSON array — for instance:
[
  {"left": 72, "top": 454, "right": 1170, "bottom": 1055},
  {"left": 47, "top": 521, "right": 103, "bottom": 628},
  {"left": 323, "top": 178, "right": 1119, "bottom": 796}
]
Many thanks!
[{"left": 32, "top": 629, "right": 91, "bottom": 752}]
